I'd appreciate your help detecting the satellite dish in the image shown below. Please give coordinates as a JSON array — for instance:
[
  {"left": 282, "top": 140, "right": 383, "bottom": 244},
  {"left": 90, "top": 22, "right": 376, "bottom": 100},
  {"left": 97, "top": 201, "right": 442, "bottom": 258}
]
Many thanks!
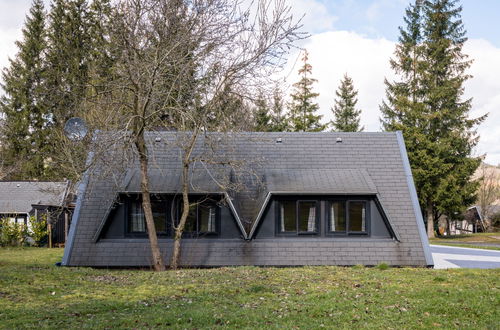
[{"left": 64, "top": 117, "right": 88, "bottom": 141}]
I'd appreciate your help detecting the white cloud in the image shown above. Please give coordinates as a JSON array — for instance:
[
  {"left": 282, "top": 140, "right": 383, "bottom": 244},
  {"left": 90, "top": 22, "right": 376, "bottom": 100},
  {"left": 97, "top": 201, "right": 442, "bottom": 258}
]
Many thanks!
[
  {"left": 283, "top": 30, "right": 500, "bottom": 165},
  {"left": 464, "top": 39, "right": 500, "bottom": 165},
  {"left": 0, "top": 0, "right": 44, "bottom": 84},
  {"left": 288, "top": 0, "right": 338, "bottom": 34},
  {"left": 0, "top": 28, "right": 21, "bottom": 77}
]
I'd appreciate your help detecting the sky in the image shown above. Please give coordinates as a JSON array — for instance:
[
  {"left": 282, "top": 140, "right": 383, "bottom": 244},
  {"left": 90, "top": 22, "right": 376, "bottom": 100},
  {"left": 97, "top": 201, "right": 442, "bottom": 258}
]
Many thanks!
[{"left": 0, "top": 0, "right": 499, "bottom": 164}]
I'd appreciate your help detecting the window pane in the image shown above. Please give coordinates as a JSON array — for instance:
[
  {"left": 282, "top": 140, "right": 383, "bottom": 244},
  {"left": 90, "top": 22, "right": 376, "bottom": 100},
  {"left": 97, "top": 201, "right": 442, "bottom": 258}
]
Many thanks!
[
  {"left": 330, "top": 202, "right": 346, "bottom": 232},
  {"left": 152, "top": 200, "right": 166, "bottom": 233},
  {"left": 298, "top": 201, "right": 316, "bottom": 232},
  {"left": 199, "top": 205, "right": 216, "bottom": 233},
  {"left": 349, "top": 202, "right": 366, "bottom": 232},
  {"left": 280, "top": 201, "right": 296, "bottom": 232},
  {"left": 129, "top": 202, "right": 145, "bottom": 232},
  {"left": 180, "top": 203, "right": 197, "bottom": 232}
]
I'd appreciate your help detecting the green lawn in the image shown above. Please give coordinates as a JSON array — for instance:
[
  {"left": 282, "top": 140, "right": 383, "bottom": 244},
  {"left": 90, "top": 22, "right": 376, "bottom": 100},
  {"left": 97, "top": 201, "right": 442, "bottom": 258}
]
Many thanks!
[
  {"left": 0, "top": 248, "right": 499, "bottom": 329},
  {"left": 430, "top": 232, "right": 500, "bottom": 251},
  {"left": 430, "top": 232, "right": 500, "bottom": 243}
]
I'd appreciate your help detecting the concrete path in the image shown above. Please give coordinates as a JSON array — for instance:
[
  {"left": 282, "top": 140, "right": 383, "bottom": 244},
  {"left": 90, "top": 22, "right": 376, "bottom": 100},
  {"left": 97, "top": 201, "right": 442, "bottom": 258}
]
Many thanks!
[{"left": 431, "top": 244, "right": 500, "bottom": 269}]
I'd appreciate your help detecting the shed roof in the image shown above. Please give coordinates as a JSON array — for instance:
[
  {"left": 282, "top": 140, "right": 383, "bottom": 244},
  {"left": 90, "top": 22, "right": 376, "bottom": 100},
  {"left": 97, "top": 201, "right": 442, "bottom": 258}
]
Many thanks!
[{"left": 0, "top": 181, "right": 69, "bottom": 214}]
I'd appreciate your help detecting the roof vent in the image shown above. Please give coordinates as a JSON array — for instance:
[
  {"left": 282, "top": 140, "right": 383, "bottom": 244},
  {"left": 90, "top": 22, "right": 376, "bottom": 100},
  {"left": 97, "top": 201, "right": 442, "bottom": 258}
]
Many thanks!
[
  {"left": 16, "top": 184, "right": 20, "bottom": 187},
  {"left": 276, "top": 137, "right": 282, "bottom": 144},
  {"left": 336, "top": 137, "right": 342, "bottom": 143},
  {"left": 154, "top": 137, "right": 161, "bottom": 142}
]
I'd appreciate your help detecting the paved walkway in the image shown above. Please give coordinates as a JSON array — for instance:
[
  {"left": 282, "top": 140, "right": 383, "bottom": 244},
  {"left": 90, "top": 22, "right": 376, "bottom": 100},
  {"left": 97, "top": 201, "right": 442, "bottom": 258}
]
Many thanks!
[{"left": 431, "top": 244, "right": 500, "bottom": 269}]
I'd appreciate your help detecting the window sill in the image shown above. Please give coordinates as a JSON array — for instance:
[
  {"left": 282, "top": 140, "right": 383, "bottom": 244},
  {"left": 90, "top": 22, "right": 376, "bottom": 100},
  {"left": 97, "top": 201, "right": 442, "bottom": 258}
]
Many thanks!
[{"left": 326, "top": 232, "right": 369, "bottom": 237}]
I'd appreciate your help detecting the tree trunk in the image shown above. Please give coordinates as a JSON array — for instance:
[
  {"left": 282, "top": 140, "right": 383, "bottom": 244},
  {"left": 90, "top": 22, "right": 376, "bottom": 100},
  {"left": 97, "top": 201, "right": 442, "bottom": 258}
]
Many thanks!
[
  {"left": 135, "top": 133, "right": 166, "bottom": 271},
  {"left": 171, "top": 162, "right": 190, "bottom": 270},
  {"left": 426, "top": 202, "right": 435, "bottom": 238},
  {"left": 171, "top": 130, "right": 199, "bottom": 270}
]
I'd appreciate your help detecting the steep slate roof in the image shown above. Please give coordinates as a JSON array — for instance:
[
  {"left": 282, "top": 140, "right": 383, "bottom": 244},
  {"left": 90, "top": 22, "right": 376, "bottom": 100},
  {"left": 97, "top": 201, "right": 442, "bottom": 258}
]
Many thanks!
[
  {"left": 264, "top": 168, "right": 377, "bottom": 194},
  {"left": 63, "top": 131, "right": 433, "bottom": 266},
  {"left": 84, "top": 132, "right": 413, "bottom": 232},
  {"left": 123, "top": 166, "right": 231, "bottom": 194},
  {"left": 0, "top": 181, "right": 69, "bottom": 214}
]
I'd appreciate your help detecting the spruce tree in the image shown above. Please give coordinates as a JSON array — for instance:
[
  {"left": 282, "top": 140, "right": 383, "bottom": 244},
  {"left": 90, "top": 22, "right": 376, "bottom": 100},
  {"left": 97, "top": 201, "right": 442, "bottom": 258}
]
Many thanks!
[
  {"left": 288, "top": 50, "right": 325, "bottom": 132},
  {"left": 44, "top": 0, "right": 93, "bottom": 125},
  {"left": 87, "top": 0, "right": 114, "bottom": 90},
  {"left": 42, "top": 0, "right": 114, "bottom": 179},
  {"left": 331, "top": 74, "right": 363, "bottom": 132},
  {"left": 0, "top": 0, "right": 48, "bottom": 179},
  {"left": 381, "top": 0, "right": 485, "bottom": 237},
  {"left": 270, "top": 87, "right": 289, "bottom": 131},
  {"left": 253, "top": 93, "right": 272, "bottom": 131}
]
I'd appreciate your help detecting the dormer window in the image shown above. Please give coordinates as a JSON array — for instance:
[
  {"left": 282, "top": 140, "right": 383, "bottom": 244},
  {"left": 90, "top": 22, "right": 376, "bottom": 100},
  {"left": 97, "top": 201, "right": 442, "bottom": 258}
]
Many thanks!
[
  {"left": 176, "top": 199, "right": 220, "bottom": 237},
  {"left": 126, "top": 196, "right": 168, "bottom": 236},
  {"left": 277, "top": 200, "right": 319, "bottom": 235},
  {"left": 328, "top": 200, "right": 368, "bottom": 235}
]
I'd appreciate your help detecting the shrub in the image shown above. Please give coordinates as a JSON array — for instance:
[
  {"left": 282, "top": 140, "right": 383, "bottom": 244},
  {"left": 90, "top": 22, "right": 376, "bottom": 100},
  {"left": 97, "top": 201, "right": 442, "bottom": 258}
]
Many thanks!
[
  {"left": 0, "top": 218, "right": 27, "bottom": 246},
  {"left": 28, "top": 215, "right": 47, "bottom": 246},
  {"left": 376, "top": 262, "right": 389, "bottom": 270}
]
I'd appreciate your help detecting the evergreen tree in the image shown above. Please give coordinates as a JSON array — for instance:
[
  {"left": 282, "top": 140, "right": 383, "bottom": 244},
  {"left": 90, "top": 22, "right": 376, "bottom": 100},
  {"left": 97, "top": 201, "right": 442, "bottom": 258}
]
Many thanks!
[
  {"left": 42, "top": 0, "right": 114, "bottom": 178},
  {"left": 44, "top": 0, "right": 93, "bottom": 125},
  {"left": 253, "top": 92, "right": 272, "bottom": 131},
  {"left": 0, "top": 0, "right": 48, "bottom": 179},
  {"left": 288, "top": 50, "right": 325, "bottom": 132},
  {"left": 269, "top": 87, "right": 289, "bottom": 131},
  {"left": 330, "top": 74, "right": 363, "bottom": 132},
  {"left": 381, "top": 0, "right": 485, "bottom": 237},
  {"left": 87, "top": 0, "right": 115, "bottom": 90}
]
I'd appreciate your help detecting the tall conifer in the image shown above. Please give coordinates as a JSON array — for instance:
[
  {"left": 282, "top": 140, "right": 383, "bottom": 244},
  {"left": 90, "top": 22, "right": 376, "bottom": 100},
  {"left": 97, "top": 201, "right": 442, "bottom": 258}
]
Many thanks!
[
  {"left": 381, "top": 0, "right": 485, "bottom": 237},
  {"left": 0, "top": 0, "right": 48, "bottom": 179},
  {"left": 44, "top": 0, "right": 93, "bottom": 125},
  {"left": 253, "top": 92, "right": 272, "bottom": 132},
  {"left": 288, "top": 50, "right": 324, "bottom": 132},
  {"left": 330, "top": 74, "right": 363, "bottom": 132},
  {"left": 270, "top": 87, "right": 289, "bottom": 132}
]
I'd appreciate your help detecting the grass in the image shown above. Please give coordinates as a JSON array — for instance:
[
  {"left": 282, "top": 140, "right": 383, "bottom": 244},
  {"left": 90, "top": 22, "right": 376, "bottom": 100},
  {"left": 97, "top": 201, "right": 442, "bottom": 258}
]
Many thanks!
[
  {"left": 429, "top": 232, "right": 500, "bottom": 251},
  {"left": 1, "top": 248, "right": 499, "bottom": 329},
  {"left": 429, "top": 232, "right": 500, "bottom": 243},
  {"left": 430, "top": 242, "right": 500, "bottom": 251}
]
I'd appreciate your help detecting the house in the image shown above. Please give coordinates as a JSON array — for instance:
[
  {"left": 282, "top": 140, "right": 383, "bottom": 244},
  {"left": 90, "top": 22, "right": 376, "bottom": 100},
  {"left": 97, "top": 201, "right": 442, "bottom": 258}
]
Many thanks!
[
  {"left": 451, "top": 205, "right": 500, "bottom": 234},
  {"left": 62, "top": 131, "right": 433, "bottom": 267},
  {"left": 0, "top": 181, "right": 73, "bottom": 245}
]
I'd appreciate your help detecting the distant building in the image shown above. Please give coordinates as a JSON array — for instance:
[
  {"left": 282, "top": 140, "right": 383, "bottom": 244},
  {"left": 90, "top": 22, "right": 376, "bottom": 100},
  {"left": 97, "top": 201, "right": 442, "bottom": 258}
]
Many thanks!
[{"left": 0, "top": 181, "right": 74, "bottom": 245}]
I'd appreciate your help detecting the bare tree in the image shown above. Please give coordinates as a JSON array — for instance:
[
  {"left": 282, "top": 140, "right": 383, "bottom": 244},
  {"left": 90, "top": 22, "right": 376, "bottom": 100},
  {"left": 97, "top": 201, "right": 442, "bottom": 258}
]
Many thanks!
[{"left": 75, "top": 0, "right": 302, "bottom": 270}]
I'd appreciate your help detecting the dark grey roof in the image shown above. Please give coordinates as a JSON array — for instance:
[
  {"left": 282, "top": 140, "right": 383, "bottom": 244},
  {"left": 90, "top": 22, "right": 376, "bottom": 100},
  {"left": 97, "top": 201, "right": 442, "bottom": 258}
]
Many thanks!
[
  {"left": 264, "top": 168, "right": 377, "bottom": 194},
  {"left": 123, "top": 166, "right": 231, "bottom": 194},
  {"left": 0, "top": 181, "right": 69, "bottom": 214},
  {"left": 100, "top": 132, "right": 405, "bottom": 228}
]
